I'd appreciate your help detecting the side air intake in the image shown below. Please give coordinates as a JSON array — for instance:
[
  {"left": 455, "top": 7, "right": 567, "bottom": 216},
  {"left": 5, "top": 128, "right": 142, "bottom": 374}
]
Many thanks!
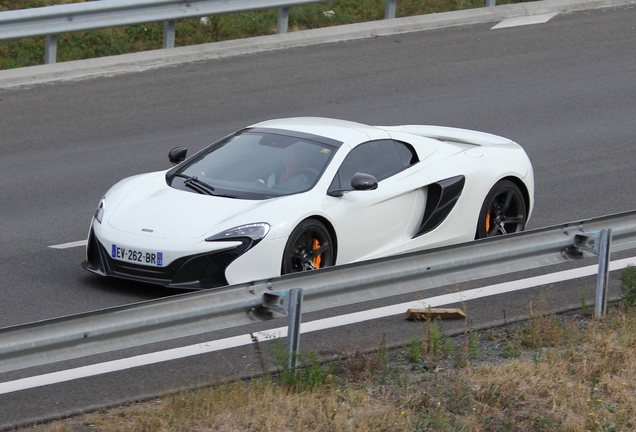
[{"left": 413, "top": 175, "right": 465, "bottom": 238}]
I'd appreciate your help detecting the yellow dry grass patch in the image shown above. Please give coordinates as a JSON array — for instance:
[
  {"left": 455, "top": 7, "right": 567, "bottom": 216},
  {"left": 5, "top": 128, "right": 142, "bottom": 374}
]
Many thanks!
[
  {"left": 41, "top": 382, "right": 410, "bottom": 431},
  {"left": 460, "top": 313, "right": 636, "bottom": 431},
  {"left": 25, "top": 309, "right": 636, "bottom": 432}
]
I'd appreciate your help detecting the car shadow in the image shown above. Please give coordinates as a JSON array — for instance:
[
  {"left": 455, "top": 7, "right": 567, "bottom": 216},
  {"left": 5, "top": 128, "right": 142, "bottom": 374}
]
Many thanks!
[{"left": 80, "top": 274, "right": 198, "bottom": 302}]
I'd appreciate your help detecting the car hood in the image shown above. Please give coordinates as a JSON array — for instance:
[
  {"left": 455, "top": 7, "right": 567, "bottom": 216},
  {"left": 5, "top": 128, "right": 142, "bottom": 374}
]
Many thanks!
[{"left": 107, "top": 173, "right": 274, "bottom": 240}]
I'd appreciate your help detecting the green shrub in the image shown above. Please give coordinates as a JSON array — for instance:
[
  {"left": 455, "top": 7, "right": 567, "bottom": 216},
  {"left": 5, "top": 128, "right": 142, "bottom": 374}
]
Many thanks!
[{"left": 620, "top": 264, "right": 636, "bottom": 306}]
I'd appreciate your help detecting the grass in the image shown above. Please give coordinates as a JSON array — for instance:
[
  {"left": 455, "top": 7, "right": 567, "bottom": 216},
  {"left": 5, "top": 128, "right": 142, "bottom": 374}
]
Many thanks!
[
  {"left": 18, "top": 276, "right": 636, "bottom": 431},
  {"left": 620, "top": 264, "right": 636, "bottom": 306},
  {"left": 1, "top": 0, "right": 533, "bottom": 69}
]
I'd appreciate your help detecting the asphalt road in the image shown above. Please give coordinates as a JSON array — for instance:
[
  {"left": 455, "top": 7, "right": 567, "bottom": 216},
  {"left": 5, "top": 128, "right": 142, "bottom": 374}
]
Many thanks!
[{"left": 0, "top": 0, "right": 635, "bottom": 426}]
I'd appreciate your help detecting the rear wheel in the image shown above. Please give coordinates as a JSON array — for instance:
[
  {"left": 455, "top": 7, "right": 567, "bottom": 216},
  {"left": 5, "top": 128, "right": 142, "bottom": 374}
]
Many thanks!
[
  {"left": 476, "top": 180, "right": 527, "bottom": 239},
  {"left": 282, "top": 219, "right": 335, "bottom": 274}
]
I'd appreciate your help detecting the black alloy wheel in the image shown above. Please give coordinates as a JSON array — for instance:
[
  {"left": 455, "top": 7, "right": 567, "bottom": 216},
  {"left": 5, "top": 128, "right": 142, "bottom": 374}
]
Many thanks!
[
  {"left": 282, "top": 219, "right": 335, "bottom": 274},
  {"left": 475, "top": 180, "right": 527, "bottom": 239}
]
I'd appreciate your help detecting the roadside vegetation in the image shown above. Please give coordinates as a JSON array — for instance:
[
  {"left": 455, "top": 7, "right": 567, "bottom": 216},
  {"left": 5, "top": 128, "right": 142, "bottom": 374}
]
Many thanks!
[
  {"left": 19, "top": 265, "right": 636, "bottom": 431},
  {"left": 1, "top": 0, "right": 532, "bottom": 69}
]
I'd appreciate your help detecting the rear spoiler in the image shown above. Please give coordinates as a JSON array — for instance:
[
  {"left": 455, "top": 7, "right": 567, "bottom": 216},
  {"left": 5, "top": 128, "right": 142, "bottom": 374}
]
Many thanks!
[{"left": 378, "top": 125, "right": 515, "bottom": 147}]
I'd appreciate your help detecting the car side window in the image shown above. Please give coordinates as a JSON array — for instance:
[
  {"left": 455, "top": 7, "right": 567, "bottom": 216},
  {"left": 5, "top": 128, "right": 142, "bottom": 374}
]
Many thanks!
[
  {"left": 329, "top": 140, "right": 414, "bottom": 192},
  {"left": 396, "top": 140, "right": 419, "bottom": 167}
]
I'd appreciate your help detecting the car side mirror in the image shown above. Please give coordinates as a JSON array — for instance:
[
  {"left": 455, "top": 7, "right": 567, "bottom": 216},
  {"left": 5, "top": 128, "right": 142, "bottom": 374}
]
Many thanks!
[
  {"left": 327, "top": 172, "right": 378, "bottom": 197},
  {"left": 351, "top": 172, "right": 378, "bottom": 191},
  {"left": 169, "top": 147, "right": 188, "bottom": 165}
]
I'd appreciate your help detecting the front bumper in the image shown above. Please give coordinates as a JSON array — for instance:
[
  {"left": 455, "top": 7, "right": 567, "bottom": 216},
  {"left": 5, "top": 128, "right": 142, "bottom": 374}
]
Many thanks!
[{"left": 81, "top": 229, "right": 251, "bottom": 289}]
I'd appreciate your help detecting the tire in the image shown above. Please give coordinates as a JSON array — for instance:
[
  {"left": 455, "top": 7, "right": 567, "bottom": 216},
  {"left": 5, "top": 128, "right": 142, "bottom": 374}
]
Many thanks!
[
  {"left": 281, "top": 219, "right": 335, "bottom": 274},
  {"left": 475, "top": 180, "right": 527, "bottom": 239}
]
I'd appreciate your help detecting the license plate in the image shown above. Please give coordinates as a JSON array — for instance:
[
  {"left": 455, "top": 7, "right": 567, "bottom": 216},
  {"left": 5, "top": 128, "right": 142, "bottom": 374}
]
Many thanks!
[{"left": 112, "top": 245, "right": 163, "bottom": 266}]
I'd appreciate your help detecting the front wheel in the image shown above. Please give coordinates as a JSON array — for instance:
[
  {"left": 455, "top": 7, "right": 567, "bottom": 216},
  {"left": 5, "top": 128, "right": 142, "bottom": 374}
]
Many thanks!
[
  {"left": 282, "top": 219, "right": 335, "bottom": 274},
  {"left": 475, "top": 180, "right": 527, "bottom": 239}
]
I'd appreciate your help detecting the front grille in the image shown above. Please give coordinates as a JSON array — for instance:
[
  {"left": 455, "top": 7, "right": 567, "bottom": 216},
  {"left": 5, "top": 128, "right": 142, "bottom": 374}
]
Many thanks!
[
  {"left": 172, "top": 241, "right": 251, "bottom": 287},
  {"left": 83, "top": 230, "right": 250, "bottom": 289}
]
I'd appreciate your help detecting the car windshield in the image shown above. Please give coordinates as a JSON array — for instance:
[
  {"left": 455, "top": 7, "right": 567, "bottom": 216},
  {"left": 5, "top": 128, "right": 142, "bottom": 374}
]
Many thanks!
[{"left": 170, "top": 129, "right": 340, "bottom": 200}]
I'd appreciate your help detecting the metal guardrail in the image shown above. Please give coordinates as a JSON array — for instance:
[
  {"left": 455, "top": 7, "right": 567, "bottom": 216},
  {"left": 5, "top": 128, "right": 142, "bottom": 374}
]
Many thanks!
[
  {"left": 0, "top": 0, "right": 399, "bottom": 64},
  {"left": 0, "top": 0, "right": 500, "bottom": 64},
  {"left": 1, "top": 210, "right": 635, "bottom": 375}
]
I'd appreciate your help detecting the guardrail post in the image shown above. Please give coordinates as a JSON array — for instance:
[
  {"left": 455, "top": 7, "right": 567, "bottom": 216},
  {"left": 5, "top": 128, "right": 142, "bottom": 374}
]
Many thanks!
[
  {"left": 163, "top": 20, "right": 176, "bottom": 48},
  {"left": 44, "top": 35, "right": 57, "bottom": 64},
  {"left": 286, "top": 288, "right": 303, "bottom": 370},
  {"left": 277, "top": 8, "right": 289, "bottom": 34},
  {"left": 594, "top": 229, "right": 612, "bottom": 319},
  {"left": 485, "top": 0, "right": 497, "bottom": 6},
  {"left": 262, "top": 288, "right": 304, "bottom": 370},
  {"left": 384, "top": 0, "right": 397, "bottom": 19},
  {"left": 566, "top": 229, "right": 613, "bottom": 319}
]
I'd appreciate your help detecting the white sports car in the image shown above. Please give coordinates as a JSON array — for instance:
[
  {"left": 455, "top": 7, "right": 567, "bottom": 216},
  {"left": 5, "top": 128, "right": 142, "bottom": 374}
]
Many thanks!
[{"left": 83, "top": 117, "right": 534, "bottom": 289}]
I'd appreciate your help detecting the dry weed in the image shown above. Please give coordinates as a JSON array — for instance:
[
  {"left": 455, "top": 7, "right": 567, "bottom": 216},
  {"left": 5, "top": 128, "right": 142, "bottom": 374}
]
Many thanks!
[
  {"left": 37, "top": 381, "right": 411, "bottom": 431},
  {"left": 19, "top": 305, "right": 636, "bottom": 432}
]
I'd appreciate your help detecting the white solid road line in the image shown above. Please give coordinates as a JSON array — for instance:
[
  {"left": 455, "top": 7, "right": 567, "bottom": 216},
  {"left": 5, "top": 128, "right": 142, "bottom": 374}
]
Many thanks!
[
  {"left": 492, "top": 12, "right": 559, "bottom": 30},
  {"left": 48, "top": 240, "right": 87, "bottom": 249},
  {"left": 2, "top": 256, "right": 634, "bottom": 395}
]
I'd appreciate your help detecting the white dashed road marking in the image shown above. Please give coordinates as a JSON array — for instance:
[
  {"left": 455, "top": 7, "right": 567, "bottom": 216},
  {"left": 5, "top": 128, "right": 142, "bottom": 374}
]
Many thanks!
[
  {"left": 48, "top": 240, "right": 87, "bottom": 249},
  {"left": 492, "top": 13, "right": 558, "bottom": 29}
]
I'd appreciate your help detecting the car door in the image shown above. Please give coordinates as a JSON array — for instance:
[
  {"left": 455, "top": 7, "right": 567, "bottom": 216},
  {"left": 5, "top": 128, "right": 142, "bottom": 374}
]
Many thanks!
[{"left": 326, "top": 139, "right": 425, "bottom": 264}]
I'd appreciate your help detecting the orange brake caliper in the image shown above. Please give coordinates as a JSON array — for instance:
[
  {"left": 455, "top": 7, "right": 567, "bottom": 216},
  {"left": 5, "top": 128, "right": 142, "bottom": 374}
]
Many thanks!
[
  {"left": 312, "top": 239, "right": 322, "bottom": 268},
  {"left": 485, "top": 212, "right": 491, "bottom": 233}
]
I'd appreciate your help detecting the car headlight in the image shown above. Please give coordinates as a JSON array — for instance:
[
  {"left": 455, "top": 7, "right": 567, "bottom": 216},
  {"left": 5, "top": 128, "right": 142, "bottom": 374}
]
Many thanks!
[
  {"left": 206, "top": 223, "right": 270, "bottom": 243},
  {"left": 94, "top": 197, "right": 106, "bottom": 224}
]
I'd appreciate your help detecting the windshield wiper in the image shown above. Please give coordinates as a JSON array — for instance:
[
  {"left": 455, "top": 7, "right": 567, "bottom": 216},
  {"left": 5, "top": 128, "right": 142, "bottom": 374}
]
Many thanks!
[
  {"left": 175, "top": 174, "right": 216, "bottom": 195},
  {"left": 174, "top": 174, "right": 241, "bottom": 198}
]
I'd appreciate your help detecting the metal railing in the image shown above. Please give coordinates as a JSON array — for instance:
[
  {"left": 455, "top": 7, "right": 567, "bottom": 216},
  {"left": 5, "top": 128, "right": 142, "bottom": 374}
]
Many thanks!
[
  {"left": 0, "top": 0, "right": 398, "bottom": 64},
  {"left": 0, "top": 209, "right": 635, "bottom": 375},
  {"left": 0, "top": 0, "right": 499, "bottom": 64}
]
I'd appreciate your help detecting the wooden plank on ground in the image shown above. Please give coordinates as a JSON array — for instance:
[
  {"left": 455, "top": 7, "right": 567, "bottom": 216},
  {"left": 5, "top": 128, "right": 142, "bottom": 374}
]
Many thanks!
[{"left": 405, "top": 308, "right": 467, "bottom": 320}]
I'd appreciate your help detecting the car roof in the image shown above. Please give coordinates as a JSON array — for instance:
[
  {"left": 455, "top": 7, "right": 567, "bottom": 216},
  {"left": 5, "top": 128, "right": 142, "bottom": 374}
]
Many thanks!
[{"left": 249, "top": 117, "right": 390, "bottom": 147}]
